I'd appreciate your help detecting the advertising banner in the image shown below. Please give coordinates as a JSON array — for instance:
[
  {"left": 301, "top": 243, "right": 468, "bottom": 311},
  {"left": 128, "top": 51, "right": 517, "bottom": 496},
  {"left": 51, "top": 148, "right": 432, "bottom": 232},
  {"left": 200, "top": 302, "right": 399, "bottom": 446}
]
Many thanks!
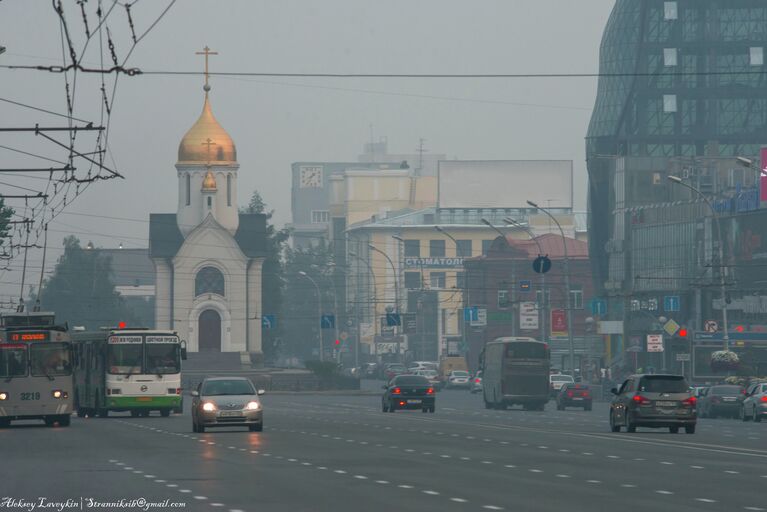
[
  {"left": 550, "top": 309, "right": 567, "bottom": 335},
  {"left": 519, "top": 302, "right": 539, "bottom": 330}
]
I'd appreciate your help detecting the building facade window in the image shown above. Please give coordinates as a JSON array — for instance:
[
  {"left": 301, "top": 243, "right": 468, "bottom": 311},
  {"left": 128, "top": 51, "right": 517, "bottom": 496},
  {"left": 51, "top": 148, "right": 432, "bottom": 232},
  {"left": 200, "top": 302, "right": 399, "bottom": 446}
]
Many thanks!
[
  {"left": 497, "top": 290, "right": 510, "bottom": 309},
  {"left": 404, "top": 240, "right": 420, "bottom": 257},
  {"left": 456, "top": 240, "right": 472, "bottom": 257},
  {"left": 481, "top": 239, "right": 493, "bottom": 255},
  {"left": 663, "top": 94, "right": 677, "bottom": 113},
  {"left": 663, "top": 1, "right": 677, "bottom": 20},
  {"left": 663, "top": 48, "right": 678, "bottom": 66},
  {"left": 404, "top": 272, "right": 421, "bottom": 289},
  {"left": 207, "top": 196, "right": 212, "bottom": 209},
  {"left": 311, "top": 211, "right": 330, "bottom": 224},
  {"left": 185, "top": 174, "right": 191, "bottom": 206},
  {"left": 226, "top": 174, "right": 232, "bottom": 206},
  {"left": 430, "top": 272, "right": 446, "bottom": 289},
  {"left": 455, "top": 272, "right": 465, "bottom": 290},
  {"left": 569, "top": 287, "right": 584, "bottom": 310},
  {"left": 751, "top": 47, "right": 764, "bottom": 66},
  {"left": 195, "top": 266, "right": 225, "bottom": 297},
  {"left": 429, "top": 239, "right": 446, "bottom": 257}
]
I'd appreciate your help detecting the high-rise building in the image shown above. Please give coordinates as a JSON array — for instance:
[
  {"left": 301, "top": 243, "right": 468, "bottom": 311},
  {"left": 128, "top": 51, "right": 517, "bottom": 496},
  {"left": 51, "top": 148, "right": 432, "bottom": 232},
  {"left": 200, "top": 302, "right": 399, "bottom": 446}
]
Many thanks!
[{"left": 586, "top": 0, "right": 767, "bottom": 291}]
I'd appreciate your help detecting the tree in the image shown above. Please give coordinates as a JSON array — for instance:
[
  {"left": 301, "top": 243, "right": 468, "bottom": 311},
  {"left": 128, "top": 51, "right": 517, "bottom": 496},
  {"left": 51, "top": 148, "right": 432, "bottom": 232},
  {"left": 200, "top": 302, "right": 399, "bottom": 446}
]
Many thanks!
[
  {"left": 0, "top": 198, "right": 13, "bottom": 247},
  {"left": 241, "top": 190, "right": 289, "bottom": 363},
  {"left": 36, "top": 236, "right": 139, "bottom": 329}
]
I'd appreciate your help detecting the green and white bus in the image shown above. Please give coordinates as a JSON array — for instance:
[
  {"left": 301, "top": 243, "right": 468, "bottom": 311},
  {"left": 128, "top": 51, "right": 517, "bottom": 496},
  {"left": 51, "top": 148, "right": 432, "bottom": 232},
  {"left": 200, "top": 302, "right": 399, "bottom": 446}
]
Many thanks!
[
  {"left": 0, "top": 311, "right": 74, "bottom": 427},
  {"left": 72, "top": 329, "right": 186, "bottom": 417}
]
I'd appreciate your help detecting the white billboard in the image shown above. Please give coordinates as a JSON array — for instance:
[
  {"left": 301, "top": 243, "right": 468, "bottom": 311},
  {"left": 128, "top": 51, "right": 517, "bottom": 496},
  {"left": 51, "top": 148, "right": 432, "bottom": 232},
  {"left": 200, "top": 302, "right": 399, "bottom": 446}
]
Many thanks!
[{"left": 438, "top": 160, "right": 573, "bottom": 209}]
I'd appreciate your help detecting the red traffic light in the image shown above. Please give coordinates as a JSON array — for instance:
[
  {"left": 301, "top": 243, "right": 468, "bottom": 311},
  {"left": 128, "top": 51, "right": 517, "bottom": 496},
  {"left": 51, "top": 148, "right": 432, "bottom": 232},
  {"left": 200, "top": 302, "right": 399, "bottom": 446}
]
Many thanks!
[
  {"left": 735, "top": 325, "right": 745, "bottom": 333},
  {"left": 334, "top": 339, "right": 341, "bottom": 346},
  {"left": 118, "top": 321, "right": 127, "bottom": 329},
  {"left": 678, "top": 328, "right": 688, "bottom": 338}
]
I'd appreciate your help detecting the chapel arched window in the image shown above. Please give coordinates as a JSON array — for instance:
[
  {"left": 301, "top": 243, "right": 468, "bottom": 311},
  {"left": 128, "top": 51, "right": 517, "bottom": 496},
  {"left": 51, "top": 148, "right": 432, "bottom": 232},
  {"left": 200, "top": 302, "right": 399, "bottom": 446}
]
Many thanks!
[{"left": 195, "top": 266, "right": 225, "bottom": 297}]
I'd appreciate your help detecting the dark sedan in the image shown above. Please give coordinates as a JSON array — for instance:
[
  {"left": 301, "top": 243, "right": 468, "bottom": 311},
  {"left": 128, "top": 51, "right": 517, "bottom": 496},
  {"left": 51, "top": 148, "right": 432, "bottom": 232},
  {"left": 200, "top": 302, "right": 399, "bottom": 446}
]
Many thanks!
[
  {"left": 556, "top": 383, "right": 592, "bottom": 411},
  {"left": 609, "top": 374, "right": 696, "bottom": 434},
  {"left": 382, "top": 375, "right": 435, "bottom": 413},
  {"left": 698, "top": 385, "right": 745, "bottom": 419}
]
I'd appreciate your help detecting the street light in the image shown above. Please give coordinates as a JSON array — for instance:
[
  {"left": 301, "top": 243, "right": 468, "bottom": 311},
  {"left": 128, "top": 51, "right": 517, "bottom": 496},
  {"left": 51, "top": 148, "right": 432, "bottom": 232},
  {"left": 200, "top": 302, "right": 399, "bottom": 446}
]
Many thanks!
[
  {"left": 369, "top": 242, "right": 401, "bottom": 358},
  {"left": 434, "top": 225, "right": 467, "bottom": 358},
  {"left": 526, "top": 200, "right": 575, "bottom": 374},
  {"left": 480, "top": 218, "right": 508, "bottom": 240},
  {"left": 349, "top": 251, "right": 378, "bottom": 362},
  {"left": 667, "top": 175, "right": 730, "bottom": 351},
  {"left": 504, "top": 217, "right": 547, "bottom": 342},
  {"left": 298, "top": 271, "right": 324, "bottom": 361}
]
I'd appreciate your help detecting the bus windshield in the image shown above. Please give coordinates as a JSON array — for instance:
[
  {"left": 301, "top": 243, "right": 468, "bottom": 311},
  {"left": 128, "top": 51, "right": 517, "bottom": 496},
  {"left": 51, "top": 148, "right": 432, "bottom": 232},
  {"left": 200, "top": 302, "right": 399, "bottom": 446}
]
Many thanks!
[
  {"left": 0, "top": 345, "right": 28, "bottom": 378},
  {"left": 29, "top": 343, "right": 72, "bottom": 377},
  {"left": 505, "top": 342, "right": 548, "bottom": 359},
  {"left": 107, "top": 344, "right": 142, "bottom": 375},
  {"left": 145, "top": 343, "right": 180, "bottom": 375}
]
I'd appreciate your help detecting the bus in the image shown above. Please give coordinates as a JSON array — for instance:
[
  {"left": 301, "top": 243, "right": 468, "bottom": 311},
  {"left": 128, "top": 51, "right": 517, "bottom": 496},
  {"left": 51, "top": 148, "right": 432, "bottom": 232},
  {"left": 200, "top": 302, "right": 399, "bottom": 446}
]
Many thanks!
[
  {"left": 480, "top": 337, "right": 550, "bottom": 411},
  {"left": 72, "top": 328, "right": 186, "bottom": 418},
  {"left": 0, "top": 311, "right": 74, "bottom": 427}
]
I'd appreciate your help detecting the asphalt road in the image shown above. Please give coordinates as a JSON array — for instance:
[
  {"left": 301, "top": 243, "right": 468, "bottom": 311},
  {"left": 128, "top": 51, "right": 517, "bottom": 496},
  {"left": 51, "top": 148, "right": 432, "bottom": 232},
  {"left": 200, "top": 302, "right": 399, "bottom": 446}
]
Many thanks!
[{"left": 2, "top": 382, "right": 767, "bottom": 512}]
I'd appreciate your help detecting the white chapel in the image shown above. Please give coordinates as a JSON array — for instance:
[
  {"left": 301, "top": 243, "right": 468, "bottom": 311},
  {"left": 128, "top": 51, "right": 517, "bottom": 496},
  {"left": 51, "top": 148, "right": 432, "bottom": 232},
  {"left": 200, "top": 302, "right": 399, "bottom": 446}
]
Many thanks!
[{"left": 149, "top": 67, "right": 266, "bottom": 356}]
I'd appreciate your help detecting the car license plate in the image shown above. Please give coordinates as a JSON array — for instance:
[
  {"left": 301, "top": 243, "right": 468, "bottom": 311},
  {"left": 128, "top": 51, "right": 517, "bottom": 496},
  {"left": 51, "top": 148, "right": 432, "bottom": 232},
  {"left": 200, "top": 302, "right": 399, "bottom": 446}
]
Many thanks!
[
  {"left": 656, "top": 401, "right": 676, "bottom": 407},
  {"left": 722, "top": 397, "right": 736, "bottom": 402},
  {"left": 220, "top": 411, "right": 241, "bottom": 417},
  {"left": 407, "top": 399, "right": 421, "bottom": 404},
  {"left": 572, "top": 397, "right": 583, "bottom": 401}
]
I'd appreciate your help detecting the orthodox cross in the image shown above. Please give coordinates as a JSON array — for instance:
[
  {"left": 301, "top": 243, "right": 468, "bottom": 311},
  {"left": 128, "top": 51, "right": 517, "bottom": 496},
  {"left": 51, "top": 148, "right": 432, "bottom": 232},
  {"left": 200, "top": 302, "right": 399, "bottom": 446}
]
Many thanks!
[{"left": 195, "top": 45, "right": 219, "bottom": 89}]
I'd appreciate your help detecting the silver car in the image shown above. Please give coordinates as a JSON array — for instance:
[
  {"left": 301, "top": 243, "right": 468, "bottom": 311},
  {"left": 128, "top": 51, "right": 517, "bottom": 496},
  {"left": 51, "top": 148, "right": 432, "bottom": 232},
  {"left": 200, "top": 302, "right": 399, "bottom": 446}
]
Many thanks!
[
  {"left": 741, "top": 382, "right": 767, "bottom": 423},
  {"left": 191, "top": 377, "right": 265, "bottom": 433}
]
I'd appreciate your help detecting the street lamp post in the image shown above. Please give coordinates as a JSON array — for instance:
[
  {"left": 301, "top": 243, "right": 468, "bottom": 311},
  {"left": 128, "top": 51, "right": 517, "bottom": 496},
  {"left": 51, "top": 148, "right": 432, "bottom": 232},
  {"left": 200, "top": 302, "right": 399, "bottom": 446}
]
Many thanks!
[
  {"left": 525, "top": 201, "right": 576, "bottom": 374},
  {"left": 298, "top": 271, "right": 324, "bottom": 362},
  {"left": 369, "top": 242, "right": 401, "bottom": 359},
  {"left": 435, "top": 226, "right": 465, "bottom": 358},
  {"left": 349, "top": 251, "right": 378, "bottom": 362},
  {"left": 504, "top": 217, "right": 547, "bottom": 343},
  {"left": 667, "top": 175, "right": 730, "bottom": 351}
]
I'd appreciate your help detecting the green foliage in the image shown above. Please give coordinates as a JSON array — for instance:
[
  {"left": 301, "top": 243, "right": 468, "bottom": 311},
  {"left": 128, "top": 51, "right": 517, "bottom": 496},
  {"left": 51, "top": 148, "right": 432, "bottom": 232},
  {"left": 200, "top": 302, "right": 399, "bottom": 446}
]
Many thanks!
[
  {"left": 36, "top": 236, "right": 141, "bottom": 329},
  {"left": 0, "top": 198, "right": 13, "bottom": 246}
]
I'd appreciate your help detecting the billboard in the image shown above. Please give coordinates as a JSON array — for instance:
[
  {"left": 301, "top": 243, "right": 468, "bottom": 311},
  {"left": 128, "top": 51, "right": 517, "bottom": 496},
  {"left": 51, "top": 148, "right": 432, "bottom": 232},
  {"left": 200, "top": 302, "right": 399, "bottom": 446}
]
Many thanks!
[{"left": 438, "top": 160, "right": 573, "bottom": 209}]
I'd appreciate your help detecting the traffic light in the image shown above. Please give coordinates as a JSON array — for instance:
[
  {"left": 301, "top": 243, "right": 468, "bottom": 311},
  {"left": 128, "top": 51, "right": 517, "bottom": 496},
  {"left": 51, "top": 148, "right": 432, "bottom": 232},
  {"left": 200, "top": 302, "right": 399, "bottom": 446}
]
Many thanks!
[
  {"left": 334, "top": 339, "right": 341, "bottom": 346},
  {"left": 118, "top": 321, "right": 127, "bottom": 329},
  {"left": 677, "top": 328, "right": 688, "bottom": 338}
]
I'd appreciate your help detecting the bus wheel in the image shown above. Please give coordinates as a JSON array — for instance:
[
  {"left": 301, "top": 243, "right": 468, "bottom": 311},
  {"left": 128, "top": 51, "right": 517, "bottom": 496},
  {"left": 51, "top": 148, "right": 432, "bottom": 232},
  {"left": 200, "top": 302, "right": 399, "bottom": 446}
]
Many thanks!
[
  {"left": 97, "top": 408, "right": 109, "bottom": 418},
  {"left": 44, "top": 416, "right": 56, "bottom": 427},
  {"left": 76, "top": 408, "right": 87, "bottom": 418},
  {"left": 130, "top": 410, "right": 140, "bottom": 417},
  {"left": 140, "top": 410, "right": 150, "bottom": 417},
  {"left": 58, "top": 415, "right": 71, "bottom": 427},
  {"left": 160, "top": 409, "right": 171, "bottom": 418},
  {"left": 0, "top": 418, "right": 10, "bottom": 428}
]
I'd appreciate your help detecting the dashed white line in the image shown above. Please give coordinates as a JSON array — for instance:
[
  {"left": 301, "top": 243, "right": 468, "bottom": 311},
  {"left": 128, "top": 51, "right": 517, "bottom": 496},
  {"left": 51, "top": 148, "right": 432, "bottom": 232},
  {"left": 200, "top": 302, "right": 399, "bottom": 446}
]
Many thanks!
[
  {"left": 696, "top": 499, "right": 717, "bottom": 503},
  {"left": 422, "top": 490, "right": 440, "bottom": 495},
  {"left": 450, "top": 498, "right": 468, "bottom": 503},
  {"left": 655, "top": 490, "right": 674, "bottom": 495}
]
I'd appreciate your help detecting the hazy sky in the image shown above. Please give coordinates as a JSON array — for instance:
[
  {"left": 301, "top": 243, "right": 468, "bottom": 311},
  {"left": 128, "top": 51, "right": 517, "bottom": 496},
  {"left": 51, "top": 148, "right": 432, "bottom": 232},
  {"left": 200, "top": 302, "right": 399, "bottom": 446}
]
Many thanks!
[{"left": 0, "top": 0, "right": 614, "bottom": 299}]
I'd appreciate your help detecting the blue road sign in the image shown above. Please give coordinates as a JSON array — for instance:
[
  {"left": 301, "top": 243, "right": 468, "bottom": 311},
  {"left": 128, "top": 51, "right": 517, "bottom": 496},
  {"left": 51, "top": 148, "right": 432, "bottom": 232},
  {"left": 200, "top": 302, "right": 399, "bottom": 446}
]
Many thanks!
[
  {"left": 590, "top": 299, "right": 607, "bottom": 316},
  {"left": 385, "top": 312, "right": 401, "bottom": 327},
  {"left": 663, "top": 296, "right": 680, "bottom": 312},
  {"left": 532, "top": 255, "right": 552, "bottom": 274},
  {"left": 261, "top": 315, "right": 276, "bottom": 329},
  {"left": 519, "top": 280, "right": 532, "bottom": 291},
  {"left": 464, "top": 306, "right": 479, "bottom": 322},
  {"left": 321, "top": 314, "right": 335, "bottom": 329}
]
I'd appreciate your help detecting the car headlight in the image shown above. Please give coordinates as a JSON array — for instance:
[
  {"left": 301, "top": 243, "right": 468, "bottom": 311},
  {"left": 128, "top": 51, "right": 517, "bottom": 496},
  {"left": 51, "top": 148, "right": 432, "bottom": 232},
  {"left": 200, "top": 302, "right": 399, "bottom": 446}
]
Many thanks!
[
  {"left": 202, "top": 402, "right": 216, "bottom": 412},
  {"left": 245, "top": 401, "right": 260, "bottom": 411}
]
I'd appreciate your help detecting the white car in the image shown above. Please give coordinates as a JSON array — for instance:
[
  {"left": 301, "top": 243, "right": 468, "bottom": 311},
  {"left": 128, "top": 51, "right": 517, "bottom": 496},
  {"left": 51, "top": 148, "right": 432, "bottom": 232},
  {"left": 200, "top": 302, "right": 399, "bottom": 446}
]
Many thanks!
[
  {"left": 409, "top": 361, "right": 438, "bottom": 372},
  {"left": 415, "top": 369, "right": 442, "bottom": 390},
  {"left": 447, "top": 370, "right": 471, "bottom": 389},
  {"left": 549, "top": 374, "right": 575, "bottom": 395}
]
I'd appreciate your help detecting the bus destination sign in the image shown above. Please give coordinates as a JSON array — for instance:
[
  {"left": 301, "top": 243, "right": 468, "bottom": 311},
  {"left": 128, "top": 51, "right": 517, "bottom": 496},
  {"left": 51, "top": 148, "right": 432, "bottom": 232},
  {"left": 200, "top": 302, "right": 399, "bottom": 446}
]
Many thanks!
[
  {"left": 9, "top": 332, "right": 49, "bottom": 342},
  {"left": 146, "top": 336, "right": 179, "bottom": 344},
  {"left": 108, "top": 336, "right": 143, "bottom": 344}
]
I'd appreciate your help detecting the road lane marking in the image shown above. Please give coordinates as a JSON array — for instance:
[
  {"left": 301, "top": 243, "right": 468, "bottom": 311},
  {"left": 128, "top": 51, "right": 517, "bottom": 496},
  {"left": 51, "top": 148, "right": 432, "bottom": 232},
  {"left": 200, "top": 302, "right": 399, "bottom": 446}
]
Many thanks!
[
  {"left": 398, "top": 485, "right": 414, "bottom": 489},
  {"left": 375, "top": 480, "right": 389, "bottom": 484},
  {"left": 194, "top": 496, "right": 207, "bottom": 500},
  {"left": 354, "top": 475, "right": 368, "bottom": 480},
  {"left": 696, "top": 499, "right": 717, "bottom": 503},
  {"left": 450, "top": 498, "right": 468, "bottom": 503},
  {"left": 422, "top": 490, "right": 439, "bottom": 495},
  {"left": 655, "top": 490, "right": 673, "bottom": 495}
]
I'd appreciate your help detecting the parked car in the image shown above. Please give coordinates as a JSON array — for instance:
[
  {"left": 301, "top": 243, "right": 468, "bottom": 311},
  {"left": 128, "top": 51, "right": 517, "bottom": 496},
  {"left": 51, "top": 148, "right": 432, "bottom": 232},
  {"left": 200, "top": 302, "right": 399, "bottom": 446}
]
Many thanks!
[
  {"left": 549, "top": 374, "right": 575, "bottom": 396},
  {"left": 470, "top": 371, "right": 483, "bottom": 394},
  {"left": 698, "top": 385, "right": 745, "bottom": 419},
  {"left": 741, "top": 381, "right": 767, "bottom": 422},
  {"left": 446, "top": 370, "right": 471, "bottom": 389},
  {"left": 556, "top": 383, "right": 592, "bottom": 411},
  {"left": 191, "top": 377, "right": 265, "bottom": 433},
  {"left": 609, "top": 374, "right": 696, "bottom": 434},
  {"left": 384, "top": 363, "right": 408, "bottom": 380},
  {"left": 382, "top": 375, "right": 435, "bottom": 413},
  {"left": 414, "top": 369, "right": 442, "bottom": 390}
]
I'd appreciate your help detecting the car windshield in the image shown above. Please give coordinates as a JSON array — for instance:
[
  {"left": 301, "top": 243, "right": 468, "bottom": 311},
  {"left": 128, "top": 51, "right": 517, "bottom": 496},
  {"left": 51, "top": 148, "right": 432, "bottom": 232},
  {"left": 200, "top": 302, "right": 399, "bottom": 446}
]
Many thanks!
[
  {"left": 709, "top": 385, "right": 742, "bottom": 395},
  {"left": 393, "top": 376, "right": 429, "bottom": 386},
  {"left": 452, "top": 371, "right": 469, "bottom": 377},
  {"left": 202, "top": 380, "right": 255, "bottom": 396},
  {"left": 0, "top": 345, "right": 28, "bottom": 378},
  {"left": 29, "top": 343, "right": 71, "bottom": 377},
  {"left": 637, "top": 376, "right": 689, "bottom": 393}
]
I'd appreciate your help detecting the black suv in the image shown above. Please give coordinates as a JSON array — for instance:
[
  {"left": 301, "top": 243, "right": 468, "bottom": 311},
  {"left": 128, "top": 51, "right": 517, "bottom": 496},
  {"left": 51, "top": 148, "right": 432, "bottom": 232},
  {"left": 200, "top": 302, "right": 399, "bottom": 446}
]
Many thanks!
[{"left": 609, "top": 374, "right": 696, "bottom": 434}]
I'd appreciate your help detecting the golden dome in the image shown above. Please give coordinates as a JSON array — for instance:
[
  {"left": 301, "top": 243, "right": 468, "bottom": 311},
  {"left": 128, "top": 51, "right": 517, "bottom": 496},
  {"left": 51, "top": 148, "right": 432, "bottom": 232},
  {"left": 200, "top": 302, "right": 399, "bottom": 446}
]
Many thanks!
[
  {"left": 177, "top": 94, "right": 237, "bottom": 164},
  {"left": 202, "top": 169, "right": 217, "bottom": 191}
]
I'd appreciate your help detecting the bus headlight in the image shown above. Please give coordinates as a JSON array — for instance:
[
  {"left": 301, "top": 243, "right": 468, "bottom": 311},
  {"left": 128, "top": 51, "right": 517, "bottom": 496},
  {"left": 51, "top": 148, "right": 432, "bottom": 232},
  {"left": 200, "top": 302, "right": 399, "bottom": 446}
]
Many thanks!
[
  {"left": 52, "top": 390, "right": 68, "bottom": 399},
  {"left": 245, "top": 401, "right": 260, "bottom": 411},
  {"left": 0, "top": 392, "right": 7, "bottom": 401},
  {"left": 202, "top": 402, "right": 216, "bottom": 412}
]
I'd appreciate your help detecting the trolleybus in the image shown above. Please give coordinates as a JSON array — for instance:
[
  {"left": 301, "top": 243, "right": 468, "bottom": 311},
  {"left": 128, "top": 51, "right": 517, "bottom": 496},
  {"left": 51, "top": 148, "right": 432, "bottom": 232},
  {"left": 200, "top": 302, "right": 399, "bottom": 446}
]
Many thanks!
[
  {"left": 480, "top": 337, "right": 550, "bottom": 410},
  {"left": 72, "top": 328, "right": 186, "bottom": 417},
  {"left": 0, "top": 311, "right": 73, "bottom": 427}
]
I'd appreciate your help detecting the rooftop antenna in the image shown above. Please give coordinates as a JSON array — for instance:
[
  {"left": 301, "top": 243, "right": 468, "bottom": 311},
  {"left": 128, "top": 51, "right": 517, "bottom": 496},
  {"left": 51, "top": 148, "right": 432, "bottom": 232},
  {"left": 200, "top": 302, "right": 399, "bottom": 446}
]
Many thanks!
[{"left": 415, "top": 138, "right": 428, "bottom": 176}]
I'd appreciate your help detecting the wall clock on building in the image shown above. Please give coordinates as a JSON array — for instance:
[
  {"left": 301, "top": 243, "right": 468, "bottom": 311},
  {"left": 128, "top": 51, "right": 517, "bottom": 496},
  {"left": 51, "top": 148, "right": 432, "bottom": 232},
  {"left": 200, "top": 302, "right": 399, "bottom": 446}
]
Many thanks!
[{"left": 299, "top": 166, "right": 323, "bottom": 188}]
